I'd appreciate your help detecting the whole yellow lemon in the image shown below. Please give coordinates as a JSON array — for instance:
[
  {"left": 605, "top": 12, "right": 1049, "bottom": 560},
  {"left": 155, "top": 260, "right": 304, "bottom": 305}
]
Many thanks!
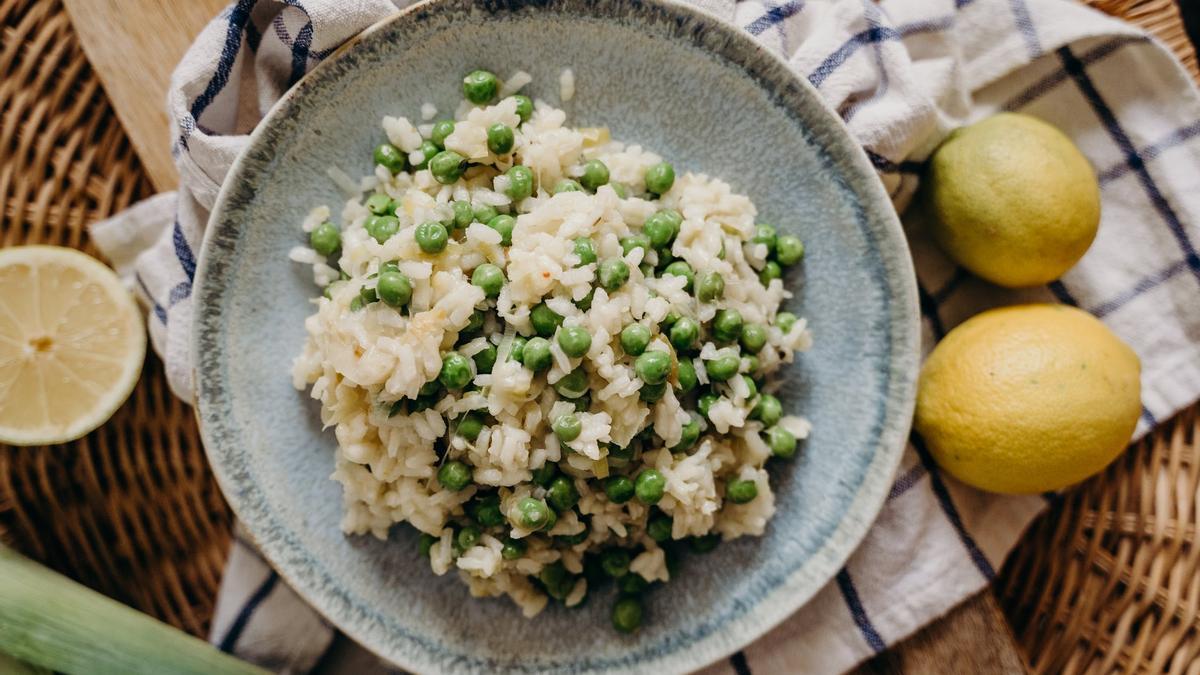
[
  {"left": 915, "top": 304, "right": 1140, "bottom": 494},
  {"left": 922, "top": 113, "right": 1101, "bottom": 288}
]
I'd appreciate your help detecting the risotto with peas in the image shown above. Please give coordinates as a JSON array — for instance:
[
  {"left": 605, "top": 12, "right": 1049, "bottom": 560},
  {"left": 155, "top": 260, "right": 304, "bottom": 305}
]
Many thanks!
[{"left": 290, "top": 69, "right": 812, "bottom": 633}]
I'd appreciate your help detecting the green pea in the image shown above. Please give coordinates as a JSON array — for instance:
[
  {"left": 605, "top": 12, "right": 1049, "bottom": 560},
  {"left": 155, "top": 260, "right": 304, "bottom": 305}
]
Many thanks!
[
  {"left": 751, "top": 223, "right": 777, "bottom": 255},
  {"left": 598, "top": 258, "right": 630, "bottom": 292},
  {"left": 547, "top": 476, "right": 580, "bottom": 512},
  {"left": 600, "top": 548, "right": 631, "bottom": 578},
  {"left": 643, "top": 211, "right": 676, "bottom": 249},
  {"left": 505, "top": 165, "right": 534, "bottom": 201},
  {"left": 759, "top": 261, "right": 782, "bottom": 286},
  {"left": 531, "top": 463, "right": 558, "bottom": 488},
  {"left": 775, "top": 311, "right": 797, "bottom": 333},
  {"left": 501, "top": 536, "right": 527, "bottom": 560},
  {"left": 462, "top": 69, "right": 498, "bottom": 104},
  {"left": 555, "top": 178, "right": 583, "bottom": 194},
  {"left": 647, "top": 514, "right": 673, "bottom": 542},
  {"left": 364, "top": 193, "right": 395, "bottom": 215},
  {"left": 697, "top": 392, "right": 720, "bottom": 418},
  {"left": 471, "top": 493, "right": 505, "bottom": 527},
  {"left": 473, "top": 203, "right": 499, "bottom": 224},
  {"left": 740, "top": 323, "right": 767, "bottom": 353},
  {"left": 521, "top": 336, "right": 552, "bottom": 371},
  {"left": 419, "top": 532, "right": 438, "bottom": 557},
  {"left": 471, "top": 263, "right": 504, "bottom": 298},
  {"left": 553, "top": 325, "right": 590, "bottom": 358},
  {"left": 456, "top": 412, "right": 484, "bottom": 441},
  {"left": 580, "top": 159, "right": 609, "bottom": 191},
  {"left": 712, "top": 309, "right": 743, "bottom": 343},
  {"left": 437, "top": 460, "right": 472, "bottom": 491},
  {"left": 619, "top": 573, "right": 649, "bottom": 594},
  {"left": 530, "top": 303, "right": 563, "bottom": 337},
  {"left": 486, "top": 214, "right": 515, "bottom": 246},
  {"left": 572, "top": 392, "right": 592, "bottom": 412},
  {"left": 644, "top": 161, "right": 675, "bottom": 195},
  {"left": 473, "top": 343, "right": 498, "bottom": 374},
  {"left": 606, "top": 444, "right": 634, "bottom": 469},
  {"left": 741, "top": 375, "right": 758, "bottom": 400},
  {"left": 552, "top": 413, "right": 582, "bottom": 442},
  {"left": 377, "top": 271, "right": 412, "bottom": 307},
  {"left": 554, "top": 367, "right": 588, "bottom": 399},
  {"left": 668, "top": 317, "right": 698, "bottom": 350},
  {"left": 419, "top": 380, "right": 442, "bottom": 398},
  {"left": 776, "top": 235, "right": 805, "bottom": 265},
  {"left": 574, "top": 288, "right": 595, "bottom": 311},
  {"left": 439, "top": 352, "right": 473, "bottom": 389},
  {"left": 612, "top": 597, "right": 643, "bottom": 634},
  {"left": 573, "top": 238, "right": 597, "bottom": 266},
  {"left": 672, "top": 418, "right": 700, "bottom": 452},
  {"left": 359, "top": 284, "right": 377, "bottom": 306},
  {"left": 309, "top": 221, "right": 340, "bottom": 256},
  {"left": 726, "top": 478, "right": 759, "bottom": 504},
  {"left": 413, "top": 140, "right": 439, "bottom": 170},
  {"left": 509, "top": 94, "right": 533, "bottom": 122},
  {"left": 661, "top": 311, "right": 681, "bottom": 328},
  {"left": 635, "top": 469, "right": 666, "bottom": 505},
  {"left": 662, "top": 260, "right": 694, "bottom": 291},
  {"left": 464, "top": 309, "right": 486, "bottom": 334},
  {"left": 767, "top": 426, "right": 797, "bottom": 459},
  {"left": 604, "top": 475, "right": 635, "bottom": 504},
  {"left": 430, "top": 119, "right": 455, "bottom": 148},
  {"left": 705, "top": 354, "right": 739, "bottom": 382},
  {"left": 539, "top": 561, "right": 574, "bottom": 600},
  {"left": 619, "top": 324, "right": 651, "bottom": 356},
  {"left": 452, "top": 200, "right": 474, "bottom": 229},
  {"left": 457, "top": 525, "right": 481, "bottom": 550},
  {"left": 675, "top": 359, "right": 697, "bottom": 394},
  {"left": 374, "top": 143, "right": 405, "bottom": 173},
  {"left": 660, "top": 209, "right": 683, "bottom": 234},
  {"left": 696, "top": 271, "right": 725, "bottom": 302},
  {"left": 751, "top": 394, "right": 783, "bottom": 426},
  {"left": 611, "top": 182, "right": 630, "bottom": 199},
  {"left": 556, "top": 526, "right": 590, "bottom": 546},
  {"left": 639, "top": 381, "right": 667, "bottom": 403},
  {"left": 365, "top": 214, "right": 399, "bottom": 244},
  {"left": 517, "top": 497, "right": 551, "bottom": 529},
  {"left": 508, "top": 335, "right": 527, "bottom": 363},
  {"left": 620, "top": 234, "right": 650, "bottom": 256},
  {"left": 689, "top": 533, "right": 720, "bottom": 553},
  {"left": 634, "top": 350, "right": 670, "bottom": 385},
  {"left": 429, "top": 150, "right": 467, "bottom": 185},
  {"left": 741, "top": 354, "right": 760, "bottom": 374},
  {"left": 486, "top": 123, "right": 515, "bottom": 155},
  {"left": 414, "top": 221, "right": 448, "bottom": 253}
]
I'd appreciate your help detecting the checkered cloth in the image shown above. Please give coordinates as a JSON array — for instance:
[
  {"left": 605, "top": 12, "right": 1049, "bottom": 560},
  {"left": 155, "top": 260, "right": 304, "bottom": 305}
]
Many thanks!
[{"left": 90, "top": 0, "right": 1200, "bottom": 672}]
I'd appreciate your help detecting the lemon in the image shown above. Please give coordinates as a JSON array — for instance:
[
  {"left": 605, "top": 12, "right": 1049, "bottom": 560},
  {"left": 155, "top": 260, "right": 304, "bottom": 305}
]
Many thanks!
[
  {"left": 0, "top": 246, "right": 145, "bottom": 446},
  {"left": 922, "top": 113, "right": 1100, "bottom": 288},
  {"left": 915, "top": 304, "right": 1140, "bottom": 494}
]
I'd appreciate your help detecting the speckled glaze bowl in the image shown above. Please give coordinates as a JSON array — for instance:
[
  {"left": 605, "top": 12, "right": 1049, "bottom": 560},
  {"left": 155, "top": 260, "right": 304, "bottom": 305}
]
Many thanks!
[{"left": 194, "top": 1, "right": 919, "bottom": 672}]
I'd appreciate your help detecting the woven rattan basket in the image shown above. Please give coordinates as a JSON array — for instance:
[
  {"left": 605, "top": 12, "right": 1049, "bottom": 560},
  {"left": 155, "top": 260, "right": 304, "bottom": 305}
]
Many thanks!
[{"left": 1, "top": 0, "right": 1196, "bottom": 670}]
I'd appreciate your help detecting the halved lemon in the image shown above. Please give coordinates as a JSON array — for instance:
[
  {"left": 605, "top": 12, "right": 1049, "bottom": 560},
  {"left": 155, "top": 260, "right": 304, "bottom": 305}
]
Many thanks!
[{"left": 0, "top": 246, "right": 145, "bottom": 446}]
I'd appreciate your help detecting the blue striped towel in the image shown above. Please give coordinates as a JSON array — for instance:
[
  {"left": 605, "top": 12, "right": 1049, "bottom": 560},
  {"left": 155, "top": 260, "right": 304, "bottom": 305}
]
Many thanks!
[{"left": 90, "top": 0, "right": 1200, "bottom": 672}]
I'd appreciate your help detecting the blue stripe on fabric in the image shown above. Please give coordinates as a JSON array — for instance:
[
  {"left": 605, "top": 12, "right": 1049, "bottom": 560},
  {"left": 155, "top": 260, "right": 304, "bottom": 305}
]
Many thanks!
[
  {"left": 136, "top": 273, "right": 166, "bottom": 323},
  {"left": 1058, "top": 46, "right": 1200, "bottom": 289},
  {"left": 1009, "top": 0, "right": 1042, "bottom": 58},
  {"left": 289, "top": 20, "right": 314, "bottom": 86},
  {"left": 1141, "top": 405, "right": 1157, "bottom": 426},
  {"left": 1003, "top": 36, "right": 1145, "bottom": 112},
  {"left": 1047, "top": 280, "right": 1079, "bottom": 306},
  {"left": 168, "top": 281, "right": 193, "bottom": 306},
  {"left": 896, "top": 14, "right": 956, "bottom": 38},
  {"left": 1098, "top": 120, "right": 1200, "bottom": 184},
  {"left": 173, "top": 221, "right": 197, "bottom": 280},
  {"left": 188, "top": 0, "right": 255, "bottom": 132},
  {"left": 836, "top": 568, "right": 887, "bottom": 653},
  {"left": 913, "top": 436, "right": 996, "bottom": 579},
  {"left": 245, "top": 16, "right": 264, "bottom": 52},
  {"left": 864, "top": 148, "right": 922, "bottom": 175},
  {"left": 730, "top": 650, "right": 753, "bottom": 675},
  {"left": 1091, "top": 259, "right": 1190, "bottom": 317},
  {"left": 745, "top": 0, "right": 804, "bottom": 36},
  {"left": 809, "top": 25, "right": 902, "bottom": 88},
  {"left": 218, "top": 570, "right": 280, "bottom": 653},
  {"left": 917, "top": 281, "right": 947, "bottom": 339},
  {"left": 888, "top": 463, "right": 927, "bottom": 500}
]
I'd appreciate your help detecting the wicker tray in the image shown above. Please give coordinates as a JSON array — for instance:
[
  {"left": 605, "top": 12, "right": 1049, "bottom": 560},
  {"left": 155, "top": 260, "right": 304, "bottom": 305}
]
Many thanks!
[{"left": 1, "top": 0, "right": 1196, "bottom": 670}]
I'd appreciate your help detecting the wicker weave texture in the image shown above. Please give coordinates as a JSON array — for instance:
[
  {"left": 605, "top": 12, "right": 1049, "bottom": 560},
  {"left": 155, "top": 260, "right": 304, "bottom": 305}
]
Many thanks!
[{"left": 0, "top": 0, "right": 1196, "bottom": 670}]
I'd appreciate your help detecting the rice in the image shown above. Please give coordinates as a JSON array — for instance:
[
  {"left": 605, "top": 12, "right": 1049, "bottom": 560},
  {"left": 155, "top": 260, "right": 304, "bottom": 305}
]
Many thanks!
[{"left": 291, "top": 70, "right": 812, "bottom": 630}]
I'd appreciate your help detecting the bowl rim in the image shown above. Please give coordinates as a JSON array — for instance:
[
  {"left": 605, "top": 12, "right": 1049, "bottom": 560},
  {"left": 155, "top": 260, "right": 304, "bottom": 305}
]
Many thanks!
[{"left": 193, "top": 0, "right": 920, "bottom": 671}]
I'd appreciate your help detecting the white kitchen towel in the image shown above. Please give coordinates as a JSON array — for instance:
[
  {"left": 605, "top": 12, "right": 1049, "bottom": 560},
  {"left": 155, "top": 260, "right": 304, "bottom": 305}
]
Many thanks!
[{"left": 90, "top": 0, "right": 1200, "bottom": 673}]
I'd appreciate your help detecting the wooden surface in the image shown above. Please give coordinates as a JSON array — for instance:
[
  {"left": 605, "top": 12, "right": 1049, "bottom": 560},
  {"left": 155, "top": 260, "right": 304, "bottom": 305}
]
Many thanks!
[
  {"left": 60, "top": 0, "right": 228, "bottom": 191},
  {"left": 855, "top": 592, "right": 1029, "bottom": 674}
]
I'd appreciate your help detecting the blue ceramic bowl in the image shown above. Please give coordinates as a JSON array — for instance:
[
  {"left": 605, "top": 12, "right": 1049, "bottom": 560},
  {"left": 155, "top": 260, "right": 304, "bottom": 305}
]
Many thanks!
[{"left": 194, "top": 1, "right": 919, "bottom": 672}]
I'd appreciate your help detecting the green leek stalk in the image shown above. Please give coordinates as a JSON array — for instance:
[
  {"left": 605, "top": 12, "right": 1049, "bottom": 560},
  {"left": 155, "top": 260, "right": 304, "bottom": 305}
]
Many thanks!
[{"left": 0, "top": 547, "right": 266, "bottom": 675}]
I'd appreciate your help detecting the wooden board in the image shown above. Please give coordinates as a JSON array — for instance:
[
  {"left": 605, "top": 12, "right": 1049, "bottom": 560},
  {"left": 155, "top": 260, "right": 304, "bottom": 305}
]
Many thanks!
[
  {"left": 59, "top": 3, "right": 1029, "bottom": 672},
  {"left": 61, "top": 0, "right": 229, "bottom": 191}
]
